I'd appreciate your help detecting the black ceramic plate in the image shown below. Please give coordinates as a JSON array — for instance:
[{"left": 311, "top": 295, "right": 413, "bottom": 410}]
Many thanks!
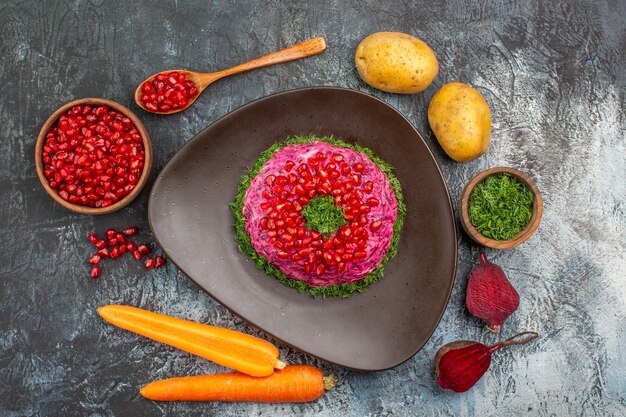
[{"left": 148, "top": 87, "right": 457, "bottom": 371}]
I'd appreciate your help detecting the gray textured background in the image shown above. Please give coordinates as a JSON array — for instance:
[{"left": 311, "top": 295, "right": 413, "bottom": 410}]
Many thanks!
[{"left": 1, "top": 0, "right": 624, "bottom": 416}]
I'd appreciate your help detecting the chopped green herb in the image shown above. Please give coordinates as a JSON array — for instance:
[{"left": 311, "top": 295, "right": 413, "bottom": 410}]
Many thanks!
[
  {"left": 301, "top": 196, "right": 346, "bottom": 237},
  {"left": 469, "top": 173, "right": 534, "bottom": 240}
]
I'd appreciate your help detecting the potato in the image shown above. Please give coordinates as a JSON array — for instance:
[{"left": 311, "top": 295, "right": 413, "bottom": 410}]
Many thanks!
[
  {"left": 428, "top": 82, "right": 491, "bottom": 162},
  {"left": 355, "top": 32, "right": 438, "bottom": 94}
]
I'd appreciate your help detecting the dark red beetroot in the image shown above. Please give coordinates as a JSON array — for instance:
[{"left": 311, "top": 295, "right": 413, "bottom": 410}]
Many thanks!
[
  {"left": 466, "top": 248, "right": 519, "bottom": 332},
  {"left": 41, "top": 105, "right": 145, "bottom": 208},
  {"left": 435, "top": 331, "right": 539, "bottom": 392},
  {"left": 139, "top": 72, "right": 199, "bottom": 112}
]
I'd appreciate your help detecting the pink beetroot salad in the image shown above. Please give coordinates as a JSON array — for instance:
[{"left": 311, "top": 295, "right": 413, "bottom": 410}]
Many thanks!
[{"left": 242, "top": 141, "right": 398, "bottom": 287}]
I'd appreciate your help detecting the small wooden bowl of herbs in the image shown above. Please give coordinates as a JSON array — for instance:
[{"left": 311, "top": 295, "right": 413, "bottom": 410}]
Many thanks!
[{"left": 460, "top": 167, "right": 542, "bottom": 249}]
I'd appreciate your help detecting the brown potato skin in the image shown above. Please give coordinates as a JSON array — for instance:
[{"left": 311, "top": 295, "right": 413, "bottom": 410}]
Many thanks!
[
  {"left": 355, "top": 32, "right": 438, "bottom": 94},
  {"left": 428, "top": 82, "right": 491, "bottom": 162}
]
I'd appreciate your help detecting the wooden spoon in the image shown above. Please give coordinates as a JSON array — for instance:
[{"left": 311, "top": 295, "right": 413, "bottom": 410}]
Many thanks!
[{"left": 135, "top": 36, "right": 327, "bottom": 114}]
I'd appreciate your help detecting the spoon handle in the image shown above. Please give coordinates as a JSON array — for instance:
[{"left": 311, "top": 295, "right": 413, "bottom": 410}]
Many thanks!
[{"left": 204, "top": 37, "right": 327, "bottom": 82}]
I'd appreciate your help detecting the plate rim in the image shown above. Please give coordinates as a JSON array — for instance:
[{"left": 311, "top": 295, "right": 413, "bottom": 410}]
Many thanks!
[{"left": 148, "top": 86, "right": 458, "bottom": 370}]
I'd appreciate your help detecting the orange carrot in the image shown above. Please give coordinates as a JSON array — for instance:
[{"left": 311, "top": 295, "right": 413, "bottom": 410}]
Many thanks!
[
  {"left": 140, "top": 365, "right": 336, "bottom": 402},
  {"left": 98, "top": 305, "right": 285, "bottom": 377}
]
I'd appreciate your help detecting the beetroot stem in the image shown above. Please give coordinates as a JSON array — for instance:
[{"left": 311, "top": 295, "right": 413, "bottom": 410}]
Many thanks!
[
  {"left": 478, "top": 247, "right": 488, "bottom": 264},
  {"left": 489, "top": 331, "right": 539, "bottom": 352}
]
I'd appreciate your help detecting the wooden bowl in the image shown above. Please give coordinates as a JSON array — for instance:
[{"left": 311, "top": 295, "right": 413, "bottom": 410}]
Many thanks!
[
  {"left": 35, "top": 98, "right": 153, "bottom": 215},
  {"left": 460, "top": 167, "right": 542, "bottom": 249}
]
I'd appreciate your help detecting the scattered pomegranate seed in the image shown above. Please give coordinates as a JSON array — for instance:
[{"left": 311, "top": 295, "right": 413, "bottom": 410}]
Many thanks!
[
  {"left": 41, "top": 105, "right": 145, "bottom": 208},
  {"left": 139, "top": 72, "right": 199, "bottom": 113},
  {"left": 90, "top": 266, "right": 101, "bottom": 279},
  {"left": 88, "top": 254, "right": 101, "bottom": 265},
  {"left": 137, "top": 244, "right": 150, "bottom": 255},
  {"left": 123, "top": 226, "right": 138, "bottom": 237},
  {"left": 155, "top": 256, "right": 166, "bottom": 268},
  {"left": 144, "top": 258, "right": 155, "bottom": 269},
  {"left": 85, "top": 227, "right": 166, "bottom": 279}
]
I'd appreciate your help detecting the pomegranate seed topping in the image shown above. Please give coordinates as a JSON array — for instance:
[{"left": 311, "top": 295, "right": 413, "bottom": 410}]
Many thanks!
[
  {"left": 284, "top": 161, "right": 295, "bottom": 171},
  {"left": 127, "top": 242, "right": 136, "bottom": 251},
  {"left": 144, "top": 258, "right": 155, "bottom": 269},
  {"left": 106, "top": 229, "right": 116, "bottom": 239},
  {"left": 316, "top": 264, "right": 325, "bottom": 275},
  {"left": 88, "top": 254, "right": 101, "bottom": 265},
  {"left": 107, "top": 238, "right": 118, "bottom": 247},
  {"left": 133, "top": 250, "right": 142, "bottom": 260},
  {"left": 340, "top": 226, "right": 352, "bottom": 240},
  {"left": 90, "top": 266, "right": 101, "bottom": 279},
  {"left": 354, "top": 250, "right": 367, "bottom": 259},
  {"left": 370, "top": 221, "right": 383, "bottom": 232},
  {"left": 331, "top": 153, "right": 344, "bottom": 162},
  {"left": 97, "top": 248, "right": 110, "bottom": 258},
  {"left": 367, "top": 197, "right": 380, "bottom": 207},
  {"left": 95, "top": 239, "right": 106, "bottom": 250},
  {"left": 353, "top": 163, "right": 365, "bottom": 173},
  {"left": 88, "top": 233, "right": 98, "bottom": 244},
  {"left": 110, "top": 248, "right": 120, "bottom": 259}
]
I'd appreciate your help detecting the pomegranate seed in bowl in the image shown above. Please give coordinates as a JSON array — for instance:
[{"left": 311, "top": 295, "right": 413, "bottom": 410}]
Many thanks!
[{"left": 35, "top": 98, "right": 153, "bottom": 214}]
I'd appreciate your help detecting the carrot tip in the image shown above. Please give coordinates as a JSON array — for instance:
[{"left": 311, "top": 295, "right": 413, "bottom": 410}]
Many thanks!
[
  {"left": 323, "top": 374, "right": 337, "bottom": 391},
  {"left": 275, "top": 359, "right": 287, "bottom": 370}
]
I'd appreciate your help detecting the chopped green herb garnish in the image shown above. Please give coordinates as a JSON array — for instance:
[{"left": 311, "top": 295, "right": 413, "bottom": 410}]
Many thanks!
[
  {"left": 469, "top": 173, "right": 534, "bottom": 240},
  {"left": 301, "top": 195, "right": 346, "bottom": 237}
]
